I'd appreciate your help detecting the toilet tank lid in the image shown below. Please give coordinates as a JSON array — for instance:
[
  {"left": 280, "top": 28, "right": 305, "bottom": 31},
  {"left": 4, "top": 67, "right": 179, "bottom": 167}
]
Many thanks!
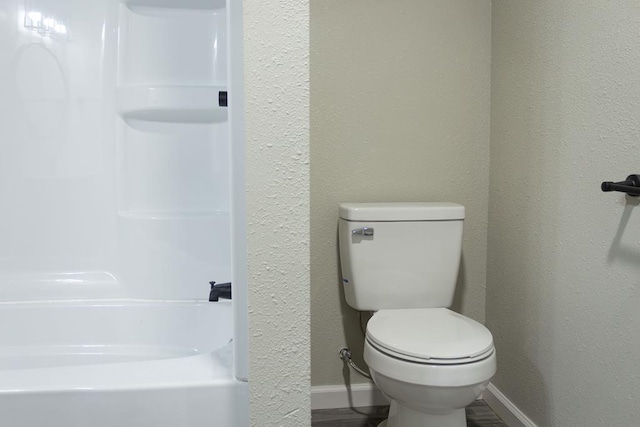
[{"left": 339, "top": 202, "right": 465, "bottom": 221}]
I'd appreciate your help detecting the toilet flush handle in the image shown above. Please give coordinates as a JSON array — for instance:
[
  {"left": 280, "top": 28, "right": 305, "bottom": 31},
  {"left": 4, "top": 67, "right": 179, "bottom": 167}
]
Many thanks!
[{"left": 352, "top": 227, "right": 374, "bottom": 236}]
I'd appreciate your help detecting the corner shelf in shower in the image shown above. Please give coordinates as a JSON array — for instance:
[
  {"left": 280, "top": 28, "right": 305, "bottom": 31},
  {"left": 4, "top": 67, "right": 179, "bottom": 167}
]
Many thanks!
[
  {"left": 122, "top": 0, "right": 225, "bottom": 12},
  {"left": 117, "top": 86, "right": 228, "bottom": 123},
  {"left": 118, "top": 210, "right": 230, "bottom": 220}
]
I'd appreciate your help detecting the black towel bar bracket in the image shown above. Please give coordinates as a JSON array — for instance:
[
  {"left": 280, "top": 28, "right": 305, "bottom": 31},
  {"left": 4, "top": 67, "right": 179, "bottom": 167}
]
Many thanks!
[{"left": 601, "top": 174, "right": 640, "bottom": 197}]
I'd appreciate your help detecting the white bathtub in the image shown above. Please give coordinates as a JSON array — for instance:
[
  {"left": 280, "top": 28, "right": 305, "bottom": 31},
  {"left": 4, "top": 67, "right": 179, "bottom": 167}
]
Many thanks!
[{"left": 0, "top": 300, "right": 248, "bottom": 427}]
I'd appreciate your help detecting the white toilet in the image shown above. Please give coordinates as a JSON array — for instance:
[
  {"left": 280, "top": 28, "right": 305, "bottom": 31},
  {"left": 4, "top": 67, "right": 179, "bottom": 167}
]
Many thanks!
[{"left": 338, "top": 202, "right": 496, "bottom": 427}]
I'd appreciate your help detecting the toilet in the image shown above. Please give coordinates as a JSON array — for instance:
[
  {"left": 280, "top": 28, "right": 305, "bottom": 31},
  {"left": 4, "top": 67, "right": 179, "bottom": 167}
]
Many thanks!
[{"left": 338, "top": 202, "right": 496, "bottom": 427}]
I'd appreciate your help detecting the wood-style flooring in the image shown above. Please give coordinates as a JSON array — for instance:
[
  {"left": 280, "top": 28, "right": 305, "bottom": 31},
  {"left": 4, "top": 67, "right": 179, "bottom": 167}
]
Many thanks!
[{"left": 312, "top": 400, "right": 506, "bottom": 427}]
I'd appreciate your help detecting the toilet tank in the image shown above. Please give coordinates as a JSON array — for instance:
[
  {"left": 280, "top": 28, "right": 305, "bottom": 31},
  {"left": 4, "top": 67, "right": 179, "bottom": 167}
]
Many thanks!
[{"left": 338, "top": 202, "right": 464, "bottom": 311}]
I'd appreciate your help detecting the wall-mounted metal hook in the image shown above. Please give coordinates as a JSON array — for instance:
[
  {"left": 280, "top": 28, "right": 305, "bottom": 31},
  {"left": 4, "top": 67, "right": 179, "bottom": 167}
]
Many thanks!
[{"left": 601, "top": 174, "right": 640, "bottom": 197}]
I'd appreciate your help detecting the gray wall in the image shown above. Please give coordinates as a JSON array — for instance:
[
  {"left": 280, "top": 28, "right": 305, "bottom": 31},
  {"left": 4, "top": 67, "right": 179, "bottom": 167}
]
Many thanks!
[
  {"left": 488, "top": 1, "right": 640, "bottom": 425},
  {"left": 311, "top": 0, "right": 491, "bottom": 387}
]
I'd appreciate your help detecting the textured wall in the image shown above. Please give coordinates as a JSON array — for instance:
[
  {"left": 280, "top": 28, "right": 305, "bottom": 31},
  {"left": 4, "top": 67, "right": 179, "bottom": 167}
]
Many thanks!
[
  {"left": 311, "top": 0, "right": 491, "bottom": 387},
  {"left": 244, "top": 0, "right": 310, "bottom": 425},
  {"left": 488, "top": 1, "right": 640, "bottom": 425}
]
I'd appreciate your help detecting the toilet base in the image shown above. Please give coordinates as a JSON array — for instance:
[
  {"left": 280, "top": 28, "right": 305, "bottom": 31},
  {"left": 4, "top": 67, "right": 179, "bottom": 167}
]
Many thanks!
[{"left": 380, "top": 401, "right": 466, "bottom": 427}]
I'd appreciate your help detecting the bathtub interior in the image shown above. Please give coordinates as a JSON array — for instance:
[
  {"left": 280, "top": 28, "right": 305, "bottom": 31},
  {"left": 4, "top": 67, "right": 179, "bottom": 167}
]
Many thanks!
[{"left": 0, "top": 301, "right": 233, "bottom": 371}]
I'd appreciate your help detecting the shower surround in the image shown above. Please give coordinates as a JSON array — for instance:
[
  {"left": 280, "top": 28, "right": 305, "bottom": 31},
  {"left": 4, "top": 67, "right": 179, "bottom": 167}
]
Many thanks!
[{"left": 0, "top": 0, "right": 248, "bottom": 425}]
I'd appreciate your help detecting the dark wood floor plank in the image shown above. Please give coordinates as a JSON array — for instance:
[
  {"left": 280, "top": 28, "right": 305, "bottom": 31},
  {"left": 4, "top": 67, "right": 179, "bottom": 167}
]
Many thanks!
[{"left": 312, "top": 400, "right": 506, "bottom": 427}]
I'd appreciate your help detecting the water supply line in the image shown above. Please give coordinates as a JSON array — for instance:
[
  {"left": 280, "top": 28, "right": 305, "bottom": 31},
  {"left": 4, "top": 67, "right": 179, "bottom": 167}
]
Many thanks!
[{"left": 338, "top": 347, "right": 371, "bottom": 379}]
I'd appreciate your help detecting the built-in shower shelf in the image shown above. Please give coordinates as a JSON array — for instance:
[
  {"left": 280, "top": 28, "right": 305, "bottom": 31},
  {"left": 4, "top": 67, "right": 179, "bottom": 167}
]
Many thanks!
[
  {"left": 122, "top": 0, "right": 225, "bottom": 12},
  {"left": 118, "top": 210, "right": 230, "bottom": 220},
  {"left": 117, "top": 86, "right": 227, "bottom": 123}
]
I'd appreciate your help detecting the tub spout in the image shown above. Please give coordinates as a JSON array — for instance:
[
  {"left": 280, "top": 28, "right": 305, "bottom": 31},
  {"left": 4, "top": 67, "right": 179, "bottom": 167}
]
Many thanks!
[{"left": 209, "top": 281, "right": 232, "bottom": 302}]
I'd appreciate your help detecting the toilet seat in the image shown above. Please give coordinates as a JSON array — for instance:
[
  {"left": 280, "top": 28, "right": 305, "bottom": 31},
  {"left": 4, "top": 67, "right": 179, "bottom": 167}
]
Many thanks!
[{"left": 366, "top": 308, "right": 494, "bottom": 365}]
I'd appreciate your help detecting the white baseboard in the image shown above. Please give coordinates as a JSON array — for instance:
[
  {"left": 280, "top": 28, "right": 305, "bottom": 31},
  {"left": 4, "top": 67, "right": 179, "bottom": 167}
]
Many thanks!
[
  {"left": 483, "top": 383, "right": 538, "bottom": 427},
  {"left": 311, "top": 382, "right": 389, "bottom": 410}
]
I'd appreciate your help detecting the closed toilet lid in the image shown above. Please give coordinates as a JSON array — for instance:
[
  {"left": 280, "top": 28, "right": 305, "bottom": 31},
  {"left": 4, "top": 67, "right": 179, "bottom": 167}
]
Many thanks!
[{"left": 366, "top": 308, "right": 494, "bottom": 364}]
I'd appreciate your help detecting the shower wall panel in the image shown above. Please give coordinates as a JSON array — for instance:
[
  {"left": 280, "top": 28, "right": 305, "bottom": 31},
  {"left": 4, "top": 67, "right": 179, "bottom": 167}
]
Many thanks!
[{"left": 0, "top": 0, "right": 230, "bottom": 301}]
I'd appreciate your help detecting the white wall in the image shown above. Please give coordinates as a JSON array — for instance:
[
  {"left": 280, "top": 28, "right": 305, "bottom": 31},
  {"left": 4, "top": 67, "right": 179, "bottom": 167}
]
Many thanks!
[
  {"left": 244, "top": 0, "right": 310, "bottom": 425},
  {"left": 488, "top": 1, "right": 640, "bottom": 425},
  {"left": 311, "top": 0, "right": 491, "bottom": 387}
]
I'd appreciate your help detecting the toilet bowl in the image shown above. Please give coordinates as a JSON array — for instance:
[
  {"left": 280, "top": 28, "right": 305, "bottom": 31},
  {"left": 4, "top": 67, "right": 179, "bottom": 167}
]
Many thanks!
[{"left": 363, "top": 308, "right": 496, "bottom": 427}]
